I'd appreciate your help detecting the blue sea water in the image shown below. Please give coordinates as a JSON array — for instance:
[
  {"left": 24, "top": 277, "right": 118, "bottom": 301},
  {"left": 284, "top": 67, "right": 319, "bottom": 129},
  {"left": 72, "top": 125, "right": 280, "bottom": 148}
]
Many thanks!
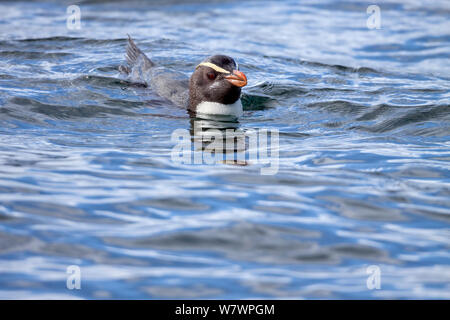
[{"left": 0, "top": 0, "right": 449, "bottom": 299}]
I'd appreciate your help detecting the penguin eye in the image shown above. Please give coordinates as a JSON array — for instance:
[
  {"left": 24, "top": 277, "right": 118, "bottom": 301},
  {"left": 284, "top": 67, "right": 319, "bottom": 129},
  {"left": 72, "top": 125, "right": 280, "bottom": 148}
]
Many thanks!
[{"left": 207, "top": 72, "right": 216, "bottom": 80}]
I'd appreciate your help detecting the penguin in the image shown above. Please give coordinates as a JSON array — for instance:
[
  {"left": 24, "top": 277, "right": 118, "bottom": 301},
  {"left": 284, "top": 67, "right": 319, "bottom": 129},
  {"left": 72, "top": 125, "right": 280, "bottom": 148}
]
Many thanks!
[{"left": 119, "top": 36, "right": 247, "bottom": 119}]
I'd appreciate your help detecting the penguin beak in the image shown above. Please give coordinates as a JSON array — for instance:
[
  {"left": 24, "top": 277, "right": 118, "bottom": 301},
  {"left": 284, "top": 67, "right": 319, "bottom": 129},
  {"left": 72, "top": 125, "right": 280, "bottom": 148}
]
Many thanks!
[{"left": 225, "top": 70, "right": 247, "bottom": 87}]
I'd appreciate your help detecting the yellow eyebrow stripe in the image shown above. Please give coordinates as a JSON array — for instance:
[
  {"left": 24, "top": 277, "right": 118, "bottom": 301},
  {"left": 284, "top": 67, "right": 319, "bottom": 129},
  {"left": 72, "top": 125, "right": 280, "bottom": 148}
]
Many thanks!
[{"left": 196, "top": 62, "right": 230, "bottom": 74}]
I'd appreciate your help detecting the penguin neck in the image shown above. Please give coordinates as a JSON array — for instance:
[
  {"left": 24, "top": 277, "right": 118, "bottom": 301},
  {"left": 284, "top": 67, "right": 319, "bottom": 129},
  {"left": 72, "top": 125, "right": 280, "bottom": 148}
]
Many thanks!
[{"left": 194, "top": 99, "right": 243, "bottom": 118}]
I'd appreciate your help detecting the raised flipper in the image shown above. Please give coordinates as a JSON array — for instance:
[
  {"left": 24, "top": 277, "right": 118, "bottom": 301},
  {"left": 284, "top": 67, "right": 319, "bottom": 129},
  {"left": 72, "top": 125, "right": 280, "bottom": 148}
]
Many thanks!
[
  {"left": 119, "top": 35, "right": 190, "bottom": 107},
  {"left": 119, "top": 35, "right": 155, "bottom": 85}
]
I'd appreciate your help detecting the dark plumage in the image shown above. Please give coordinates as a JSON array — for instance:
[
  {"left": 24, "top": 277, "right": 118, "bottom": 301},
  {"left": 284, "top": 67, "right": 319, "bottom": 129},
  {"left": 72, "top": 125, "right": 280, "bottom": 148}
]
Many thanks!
[
  {"left": 120, "top": 36, "right": 247, "bottom": 117},
  {"left": 188, "top": 55, "right": 242, "bottom": 112}
]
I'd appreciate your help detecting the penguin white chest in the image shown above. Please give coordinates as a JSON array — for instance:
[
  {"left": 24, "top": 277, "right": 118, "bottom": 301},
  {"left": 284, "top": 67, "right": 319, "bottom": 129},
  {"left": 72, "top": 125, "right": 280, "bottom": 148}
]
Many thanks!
[{"left": 195, "top": 99, "right": 243, "bottom": 117}]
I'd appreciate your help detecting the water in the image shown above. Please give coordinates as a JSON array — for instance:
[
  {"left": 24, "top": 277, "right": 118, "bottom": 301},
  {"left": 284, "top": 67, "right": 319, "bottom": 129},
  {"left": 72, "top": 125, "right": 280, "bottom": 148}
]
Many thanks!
[{"left": 0, "top": 0, "right": 449, "bottom": 299}]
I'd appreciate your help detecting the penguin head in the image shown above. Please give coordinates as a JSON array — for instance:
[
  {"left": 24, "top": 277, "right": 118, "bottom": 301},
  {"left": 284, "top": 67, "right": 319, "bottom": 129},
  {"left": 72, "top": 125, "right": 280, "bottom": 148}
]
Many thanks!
[{"left": 189, "top": 55, "right": 247, "bottom": 111}]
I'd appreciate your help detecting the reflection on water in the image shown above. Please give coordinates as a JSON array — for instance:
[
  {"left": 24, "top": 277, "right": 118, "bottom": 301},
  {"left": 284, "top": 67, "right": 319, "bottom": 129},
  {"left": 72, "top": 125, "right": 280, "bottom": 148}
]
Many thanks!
[
  {"left": 0, "top": 0, "right": 449, "bottom": 299},
  {"left": 185, "top": 119, "right": 279, "bottom": 173}
]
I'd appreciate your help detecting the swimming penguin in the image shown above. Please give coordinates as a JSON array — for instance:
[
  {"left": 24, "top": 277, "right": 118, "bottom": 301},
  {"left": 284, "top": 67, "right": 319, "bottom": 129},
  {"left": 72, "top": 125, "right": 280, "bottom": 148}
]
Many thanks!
[{"left": 119, "top": 36, "right": 247, "bottom": 119}]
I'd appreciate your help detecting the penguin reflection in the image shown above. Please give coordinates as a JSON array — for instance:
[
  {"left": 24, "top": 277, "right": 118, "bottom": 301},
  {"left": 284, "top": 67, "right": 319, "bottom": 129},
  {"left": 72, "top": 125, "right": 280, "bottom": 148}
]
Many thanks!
[{"left": 189, "top": 116, "right": 249, "bottom": 166}]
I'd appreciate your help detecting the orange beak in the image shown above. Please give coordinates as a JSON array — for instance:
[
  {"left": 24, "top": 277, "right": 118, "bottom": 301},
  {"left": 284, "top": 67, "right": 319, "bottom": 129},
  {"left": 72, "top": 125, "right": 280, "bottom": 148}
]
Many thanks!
[{"left": 225, "top": 70, "right": 247, "bottom": 87}]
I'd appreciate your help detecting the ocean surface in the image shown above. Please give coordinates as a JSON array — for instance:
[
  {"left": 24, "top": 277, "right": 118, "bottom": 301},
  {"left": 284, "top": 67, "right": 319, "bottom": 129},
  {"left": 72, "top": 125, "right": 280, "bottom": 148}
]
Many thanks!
[{"left": 0, "top": 0, "right": 449, "bottom": 299}]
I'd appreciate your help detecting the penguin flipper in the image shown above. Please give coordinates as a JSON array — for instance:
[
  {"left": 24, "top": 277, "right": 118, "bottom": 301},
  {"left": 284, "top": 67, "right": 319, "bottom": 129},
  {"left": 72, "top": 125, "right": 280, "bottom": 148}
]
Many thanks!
[
  {"left": 120, "top": 35, "right": 189, "bottom": 107},
  {"left": 120, "top": 35, "right": 155, "bottom": 84},
  {"left": 125, "top": 35, "right": 154, "bottom": 69}
]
